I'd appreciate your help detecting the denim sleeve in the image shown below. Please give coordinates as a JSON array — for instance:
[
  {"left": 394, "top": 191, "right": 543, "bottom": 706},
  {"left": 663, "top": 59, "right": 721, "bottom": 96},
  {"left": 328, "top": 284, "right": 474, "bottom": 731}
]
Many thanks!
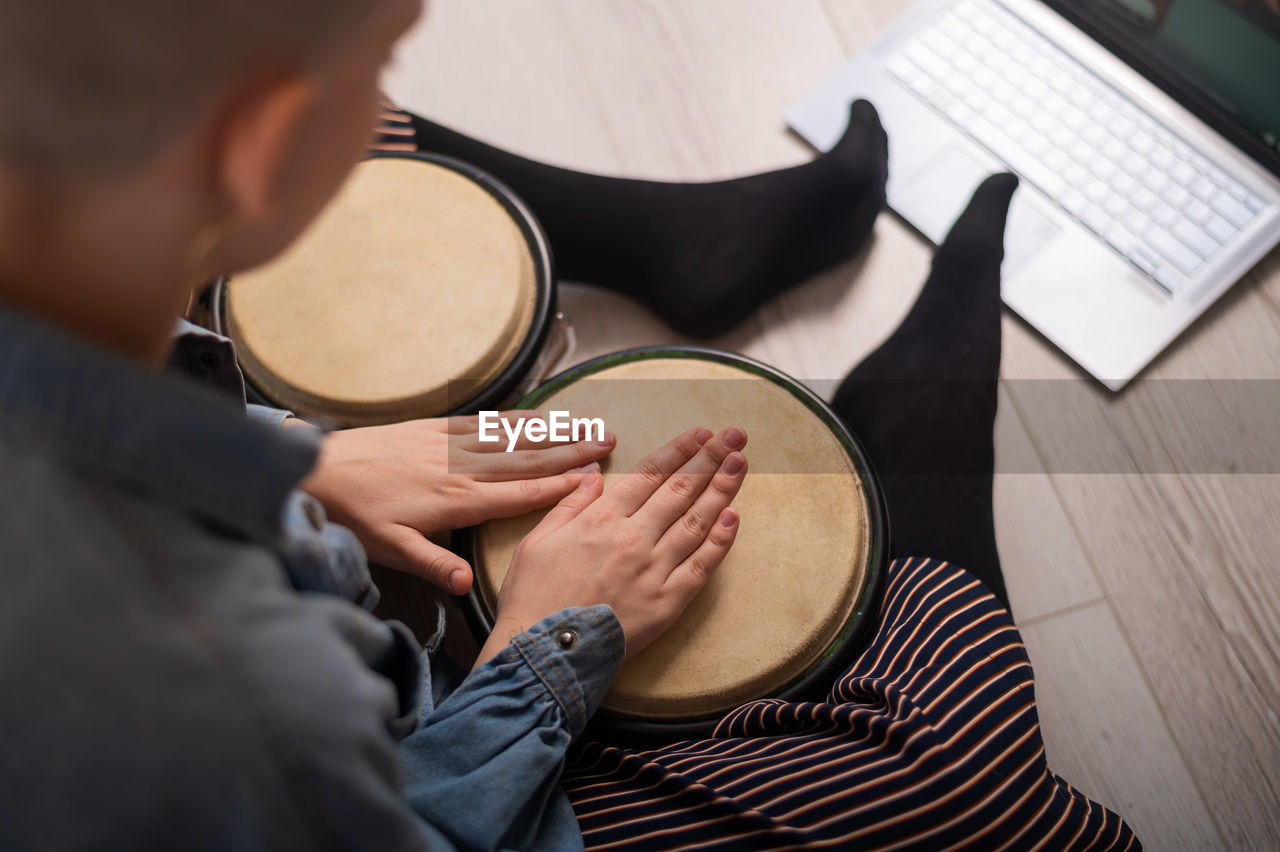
[
  {"left": 166, "top": 318, "right": 247, "bottom": 404},
  {"left": 399, "top": 605, "right": 625, "bottom": 852},
  {"left": 246, "top": 403, "right": 295, "bottom": 427},
  {"left": 277, "top": 490, "right": 381, "bottom": 612}
]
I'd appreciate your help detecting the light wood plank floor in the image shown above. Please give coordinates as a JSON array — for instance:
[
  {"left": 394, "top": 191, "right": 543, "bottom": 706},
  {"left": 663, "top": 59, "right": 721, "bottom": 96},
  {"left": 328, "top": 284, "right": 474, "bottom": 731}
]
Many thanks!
[{"left": 385, "top": 2, "right": 1280, "bottom": 848}]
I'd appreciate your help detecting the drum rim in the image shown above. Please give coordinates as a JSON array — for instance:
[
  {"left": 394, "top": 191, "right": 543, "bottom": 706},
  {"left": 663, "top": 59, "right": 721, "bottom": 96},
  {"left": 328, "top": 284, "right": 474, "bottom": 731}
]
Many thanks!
[
  {"left": 210, "top": 150, "right": 557, "bottom": 425},
  {"left": 458, "top": 345, "right": 890, "bottom": 743}
]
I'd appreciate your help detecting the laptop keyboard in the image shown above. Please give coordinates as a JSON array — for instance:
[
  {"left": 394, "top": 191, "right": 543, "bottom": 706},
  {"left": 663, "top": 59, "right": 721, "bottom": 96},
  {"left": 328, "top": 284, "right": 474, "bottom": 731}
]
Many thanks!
[{"left": 884, "top": 0, "right": 1269, "bottom": 293}]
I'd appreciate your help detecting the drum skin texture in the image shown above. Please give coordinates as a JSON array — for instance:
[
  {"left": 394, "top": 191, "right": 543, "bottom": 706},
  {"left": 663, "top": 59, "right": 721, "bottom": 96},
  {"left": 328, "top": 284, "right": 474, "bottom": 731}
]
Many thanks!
[
  {"left": 474, "top": 355, "right": 873, "bottom": 721},
  {"left": 226, "top": 157, "right": 537, "bottom": 426}
]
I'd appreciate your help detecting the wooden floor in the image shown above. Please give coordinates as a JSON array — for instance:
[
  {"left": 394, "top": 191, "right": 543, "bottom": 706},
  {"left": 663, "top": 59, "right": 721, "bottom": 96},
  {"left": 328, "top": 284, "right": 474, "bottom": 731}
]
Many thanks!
[{"left": 384, "top": 2, "right": 1280, "bottom": 848}]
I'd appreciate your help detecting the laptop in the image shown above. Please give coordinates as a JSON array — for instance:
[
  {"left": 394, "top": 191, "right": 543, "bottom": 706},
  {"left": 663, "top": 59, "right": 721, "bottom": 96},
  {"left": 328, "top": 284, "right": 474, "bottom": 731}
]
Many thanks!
[{"left": 786, "top": 0, "right": 1280, "bottom": 389}]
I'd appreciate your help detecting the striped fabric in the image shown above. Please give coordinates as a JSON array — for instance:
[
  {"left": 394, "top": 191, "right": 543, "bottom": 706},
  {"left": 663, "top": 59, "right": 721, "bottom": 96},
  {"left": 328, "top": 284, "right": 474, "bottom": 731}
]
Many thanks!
[
  {"left": 565, "top": 558, "right": 1139, "bottom": 851},
  {"left": 370, "top": 100, "right": 418, "bottom": 153}
]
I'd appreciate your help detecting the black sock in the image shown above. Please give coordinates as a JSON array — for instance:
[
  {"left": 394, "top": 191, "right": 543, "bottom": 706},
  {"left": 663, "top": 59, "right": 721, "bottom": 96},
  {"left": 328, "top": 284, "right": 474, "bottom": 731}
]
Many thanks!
[
  {"left": 832, "top": 174, "right": 1019, "bottom": 609},
  {"left": 409, "top": 101, "right": 888, "bottom": 337}
]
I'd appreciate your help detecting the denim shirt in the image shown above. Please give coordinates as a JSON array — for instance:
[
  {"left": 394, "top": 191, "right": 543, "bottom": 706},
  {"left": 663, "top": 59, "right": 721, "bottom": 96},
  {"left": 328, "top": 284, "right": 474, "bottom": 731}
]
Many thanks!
[{"left": 0, "top": 307, "right": 624, "bottom": 852}]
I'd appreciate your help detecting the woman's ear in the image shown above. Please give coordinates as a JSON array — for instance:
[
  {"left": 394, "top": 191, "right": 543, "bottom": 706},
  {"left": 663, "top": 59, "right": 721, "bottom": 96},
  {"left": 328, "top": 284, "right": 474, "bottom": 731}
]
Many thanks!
[{"left": 213, "top": 71, "right": 319, "bottom": 225}]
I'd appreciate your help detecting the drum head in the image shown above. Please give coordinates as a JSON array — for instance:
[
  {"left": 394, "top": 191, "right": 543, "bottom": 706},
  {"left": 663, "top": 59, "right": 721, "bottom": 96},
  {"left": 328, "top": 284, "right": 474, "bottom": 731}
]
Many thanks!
[
  {"left": 467, "top": 348, "right": 887, "bottom": 732},
  {"left": 224, "top": 154, "right": 542, "bottom": 426}
]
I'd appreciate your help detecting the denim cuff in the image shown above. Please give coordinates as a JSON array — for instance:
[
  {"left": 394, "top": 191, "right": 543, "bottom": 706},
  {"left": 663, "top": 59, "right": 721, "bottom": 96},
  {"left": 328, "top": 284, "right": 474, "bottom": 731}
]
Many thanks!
[
  {"left": 509, "top": 606, "right": 625, "bottom": 739},
  {"left": 277, "top": 491, "right": 380, "bottom": 613},
  {"left": 246, "top": 404, "right": 295, "bottom": 428},
  {"left": 168, "top": 319, "right": 248, "bottom": 405}
]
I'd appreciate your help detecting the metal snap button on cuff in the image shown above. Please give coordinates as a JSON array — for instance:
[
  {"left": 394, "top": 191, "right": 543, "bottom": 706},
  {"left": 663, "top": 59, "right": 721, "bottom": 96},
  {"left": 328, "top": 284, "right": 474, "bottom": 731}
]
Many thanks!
[{"left": 556, "top": 629, "right": 578, "bottom": 650}]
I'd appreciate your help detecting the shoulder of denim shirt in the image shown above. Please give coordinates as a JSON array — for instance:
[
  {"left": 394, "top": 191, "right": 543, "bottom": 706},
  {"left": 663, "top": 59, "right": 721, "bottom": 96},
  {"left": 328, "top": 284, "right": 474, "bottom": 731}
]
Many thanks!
[
  {"left": 484, "top": 605, "right": 626, "bottom": 738},
  {"left": 0, "top": 307, "right": 317, "bottom": 547},
  {"left": 0, "top": 427, "right": 428, "bottom": 848}
]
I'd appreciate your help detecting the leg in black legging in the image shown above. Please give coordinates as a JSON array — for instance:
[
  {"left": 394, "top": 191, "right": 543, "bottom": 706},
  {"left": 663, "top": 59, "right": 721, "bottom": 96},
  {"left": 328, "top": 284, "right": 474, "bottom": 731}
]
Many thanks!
[
  {"left": 831, "top": 174, "right": 1018, "bottom": 610},
  {"left": 408, "top": 102, "right": 888, "bottom": 338}
]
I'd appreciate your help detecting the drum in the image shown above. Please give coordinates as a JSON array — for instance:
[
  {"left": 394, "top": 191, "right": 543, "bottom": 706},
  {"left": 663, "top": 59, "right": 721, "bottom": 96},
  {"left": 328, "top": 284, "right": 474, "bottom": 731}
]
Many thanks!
[
  {"left": 462, "top": 347, "right": 888, "bottom": 741},
  {"left": 209, "top": 152, "right": 567, "bottom": 427}
]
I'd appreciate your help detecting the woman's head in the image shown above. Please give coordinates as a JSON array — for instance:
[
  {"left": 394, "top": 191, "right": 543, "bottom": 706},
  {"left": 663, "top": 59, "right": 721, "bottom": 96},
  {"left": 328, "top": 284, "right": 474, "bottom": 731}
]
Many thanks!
[{"left": 0, "top": 0, "right": 423, "bottom": 360}]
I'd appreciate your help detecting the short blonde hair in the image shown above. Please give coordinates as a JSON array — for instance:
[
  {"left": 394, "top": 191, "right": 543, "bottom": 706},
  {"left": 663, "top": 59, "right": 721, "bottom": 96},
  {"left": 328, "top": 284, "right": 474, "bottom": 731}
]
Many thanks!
[{"left": 0, "top": 1, "right": 377, "bottom": 169}]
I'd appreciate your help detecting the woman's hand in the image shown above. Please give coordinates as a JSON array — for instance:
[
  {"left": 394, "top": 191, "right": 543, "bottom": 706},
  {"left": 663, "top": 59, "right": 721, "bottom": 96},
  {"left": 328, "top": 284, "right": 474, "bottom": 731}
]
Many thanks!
[
  {"left": 295, "top": 414, "right": 616, "bottom": 595},
  {"left": 477, "top": 425, "right": 748, "bottom": 667}
]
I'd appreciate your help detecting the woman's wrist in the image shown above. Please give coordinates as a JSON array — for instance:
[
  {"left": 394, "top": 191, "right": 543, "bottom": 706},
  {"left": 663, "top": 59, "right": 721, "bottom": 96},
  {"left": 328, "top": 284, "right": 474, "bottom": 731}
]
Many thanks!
[{"left": 474, "top": 614, "right": 533, "bottom": 670}]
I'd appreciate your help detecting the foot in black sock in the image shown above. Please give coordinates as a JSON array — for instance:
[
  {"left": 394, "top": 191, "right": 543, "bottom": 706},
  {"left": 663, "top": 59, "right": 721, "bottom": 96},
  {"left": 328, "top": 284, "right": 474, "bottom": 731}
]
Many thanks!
[
  {"left": 408, "top": 101, "right": 888, "bottom": 337},
  {"left": 832, "top": 173, "right": 1019, "bottom": 608}
]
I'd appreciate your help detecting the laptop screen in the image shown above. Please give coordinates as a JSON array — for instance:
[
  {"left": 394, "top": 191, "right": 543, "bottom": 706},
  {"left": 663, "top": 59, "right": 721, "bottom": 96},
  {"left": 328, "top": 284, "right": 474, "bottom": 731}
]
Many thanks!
[{"left": 1044, "top": 0, "right": 1280, "bottom": 176}]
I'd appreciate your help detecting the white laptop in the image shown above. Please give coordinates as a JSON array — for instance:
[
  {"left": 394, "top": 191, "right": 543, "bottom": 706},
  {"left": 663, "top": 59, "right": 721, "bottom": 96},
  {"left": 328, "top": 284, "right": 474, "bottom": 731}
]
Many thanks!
[{"left": 787, "top": 0, "right": 1280, "bottom": 389}]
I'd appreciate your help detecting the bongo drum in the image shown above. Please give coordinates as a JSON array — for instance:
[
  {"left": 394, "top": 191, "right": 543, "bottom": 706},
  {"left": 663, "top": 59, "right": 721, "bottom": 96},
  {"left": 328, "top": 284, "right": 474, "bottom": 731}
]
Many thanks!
[
  {"left": 462, "top": 347, "right": 888, "bottom": 740},
  {"left": 210, "top": 152, "right": 566, "bottom": 427}
]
